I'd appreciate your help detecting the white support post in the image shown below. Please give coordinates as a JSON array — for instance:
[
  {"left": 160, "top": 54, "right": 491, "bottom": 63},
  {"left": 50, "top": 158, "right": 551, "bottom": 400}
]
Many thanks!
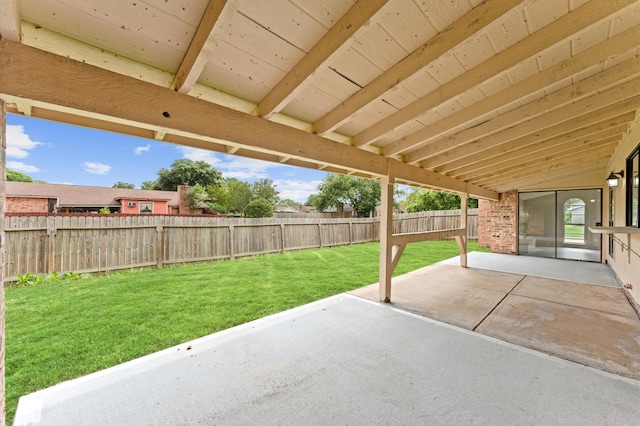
[{"left": 379, "top": 174, "right": 395, "bottom": 302}]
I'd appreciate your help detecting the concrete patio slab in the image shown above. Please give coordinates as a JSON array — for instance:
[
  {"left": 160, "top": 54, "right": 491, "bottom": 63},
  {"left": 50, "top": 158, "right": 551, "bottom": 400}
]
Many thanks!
[
  {"left": 350, "top": 264, "right": 523, "bottom": 329},
  {"left": 350, "top": 255, "right": 640, "bottom": 380},
  {"left": 441, "top": 252, "right": 620, "bottom": 286},
  {"left": 513, "top": 276, "right": 636, "bottom": 317},
  {"left": 476, "top": 292, "right": 640, "bottom": 380},
  {"left": 14, "top": 295, "right": 640, "bottom": 425}
]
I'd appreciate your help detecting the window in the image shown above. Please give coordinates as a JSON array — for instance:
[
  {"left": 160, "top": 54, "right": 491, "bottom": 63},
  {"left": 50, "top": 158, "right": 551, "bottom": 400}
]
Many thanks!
[
  {"left": 627, "top": 144, "right": 640, "bottom": 227},
  {"left": 140, "top": 202, "right": 153, "bottom": 214}
]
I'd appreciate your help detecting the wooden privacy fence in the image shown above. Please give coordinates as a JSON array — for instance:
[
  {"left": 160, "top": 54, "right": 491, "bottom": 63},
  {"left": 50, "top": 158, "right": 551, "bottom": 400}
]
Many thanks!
[{"left": 4, "top": 209, "right": 477, "bottom": 281}]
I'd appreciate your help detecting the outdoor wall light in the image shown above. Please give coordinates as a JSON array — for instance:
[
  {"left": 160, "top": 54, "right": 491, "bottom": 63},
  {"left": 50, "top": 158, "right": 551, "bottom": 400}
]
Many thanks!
[{"left": 607, "top": 170, "right": 624, "bottom": 188}]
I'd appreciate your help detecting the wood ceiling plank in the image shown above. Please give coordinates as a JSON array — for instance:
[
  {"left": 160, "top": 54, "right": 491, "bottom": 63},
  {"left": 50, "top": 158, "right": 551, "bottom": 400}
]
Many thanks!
[
  {"left": 172, "top": 0, "right": 237, "bottom": 93},
  {"left": 419, "top": 100, "right": 640, "bottom": 171},
  {"left": 381, "top": 22, "right": 640, "bottom": 158},
  {"left": 0, "top": 0, "right": 20, "bottom": 41},
  {"left": 445, "top": 120, "right": 633, "bottom": 176},
  {"left": 408, "top": 72, "right": 640, "bottom": 166},
  {"left": 314, "top": 0, "right": 523, "bottom": 136},
  {"left": 254, "top": 0, "right": 391, "bottom": 118},
  {"left": 355, "top": 0, "right": 635, "bottom": 148},
  {"left": 0, "top": 39, "right": 497, "bottom": 200}
]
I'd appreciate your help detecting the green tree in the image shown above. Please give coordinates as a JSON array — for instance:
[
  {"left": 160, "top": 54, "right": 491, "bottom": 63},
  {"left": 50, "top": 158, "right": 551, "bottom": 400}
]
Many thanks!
[
  {"left": 140, "top": 181, "right": 156, "bottom": 190},
  {"left": 112, "top": 182, "right": 135, "bottom": 189},
  {"left": 227, "top": 178, "right": 252, "bottom": 215},
  {"left": 251, "top": 178, "right": 279, "bottom": 204},
  {"left": 279, "top": 198, "right": 300, "bottom": 207},
  {"left": 244, "top": 198, "right": 274, "bottom": 218},
  {"left": 311, "top": 174, "right": 380, "bottom": 217},
  {"left": 147, "top": 159, "right": 223, "bottom": 191},
  {"left": 7, "top": 169, "right": 34, "bottom": 182},
  {"left": 404, "top": 188, "right": 478, "bottom": 212},
  {"left": 185, "top": 184, "right": 208, "bottom": 211}
]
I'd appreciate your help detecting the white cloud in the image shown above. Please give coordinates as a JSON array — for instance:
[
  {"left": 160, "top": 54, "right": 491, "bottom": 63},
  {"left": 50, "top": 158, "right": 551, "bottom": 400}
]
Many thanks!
[
  {"left": 7, "top": 161, "right": 40, "bottom": 173},
  {"left": 6, "top": 124, "right": 42, "bottom": 159},
  {"left": 134, "top": 144, "right": 151, "bottom": 155},
  {"left": 178, "top": 147, "right": 281, "bottom": 180},
  {"left": 84, "top": 162, "right": 112, "bottom": 175},
  {"left": 275, "top": 179, "right": 322, "bottom": 202}
]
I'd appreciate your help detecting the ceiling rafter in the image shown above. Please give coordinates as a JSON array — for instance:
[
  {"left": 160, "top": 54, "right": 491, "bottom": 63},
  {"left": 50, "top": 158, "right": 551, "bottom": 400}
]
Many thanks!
[
  {"left": 466, "top": 135, "right": 620, "bottom": 183},
  {"left": 419, "top": 100, "right": 640, "bottom": 171},
  {"left": 313, "top": 0, "right": 523, "bottom": 136},
  {"left": 383, "top": 24, "right": 640, "bottom": 157},
  {"left": 171, "top": 0, "right": 237, "bottom": 93},
  {"left": 0, "top": 0, "right": 20, "bottom": 41},
  {"left": 254, "top": 0, "right": 392, "bottom": 119},
  {"left": 492, "top": 161, "right": 609, "bottom": 192},
  {"left": 480, "top": 154, "right": 611, "bottom": 190},
  {"left": 409, "top": 75, "right": 640, "bottom": 166},
  {"left": 449, "top": 122, "right": 632, "bottom": 178},
  {"left": 356, "top": 0, "right": 635, "bottom": 149}
]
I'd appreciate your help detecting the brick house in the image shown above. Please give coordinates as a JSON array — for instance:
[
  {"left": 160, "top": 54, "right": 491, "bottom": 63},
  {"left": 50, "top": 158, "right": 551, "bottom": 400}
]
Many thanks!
[{"left": 6, "top": 181, "right": 179, "bottom": 215}]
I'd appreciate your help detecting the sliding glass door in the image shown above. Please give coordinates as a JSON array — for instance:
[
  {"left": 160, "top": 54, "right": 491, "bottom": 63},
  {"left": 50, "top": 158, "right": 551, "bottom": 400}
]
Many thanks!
[{"left": 518, "top": 189, "right": 601, "bottom": 262}]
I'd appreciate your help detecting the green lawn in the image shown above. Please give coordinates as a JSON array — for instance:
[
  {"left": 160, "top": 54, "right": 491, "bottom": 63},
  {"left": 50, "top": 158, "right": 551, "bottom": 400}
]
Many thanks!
[
  {"left": 6, "top": 240, "right": 488, "bottom": 422},
  {"left": 564, "top": 224, "right": 585, "bottom": 239}
]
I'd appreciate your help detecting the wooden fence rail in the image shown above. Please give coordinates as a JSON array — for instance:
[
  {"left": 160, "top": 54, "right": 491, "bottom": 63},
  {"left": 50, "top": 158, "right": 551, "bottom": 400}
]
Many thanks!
[{"left": 4, "top": 209, "right": 477, "bottom": 281}]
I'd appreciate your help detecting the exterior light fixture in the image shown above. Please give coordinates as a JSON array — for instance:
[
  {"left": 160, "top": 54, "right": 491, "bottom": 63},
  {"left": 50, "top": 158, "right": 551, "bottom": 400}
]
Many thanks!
[{"left": 607, "top": 170, "right": 624, "bottom": 188}]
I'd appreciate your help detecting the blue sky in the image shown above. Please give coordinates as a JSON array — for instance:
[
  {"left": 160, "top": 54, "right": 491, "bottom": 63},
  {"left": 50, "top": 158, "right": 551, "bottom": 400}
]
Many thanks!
[{"left": 6, "top": 114, "right": 329, "bottom": 202}]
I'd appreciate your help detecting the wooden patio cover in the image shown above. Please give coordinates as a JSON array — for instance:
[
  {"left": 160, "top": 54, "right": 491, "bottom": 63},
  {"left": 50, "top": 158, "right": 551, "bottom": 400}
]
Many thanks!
[{"left": 1, "top": 0, "right": 640, "bottom": 300}]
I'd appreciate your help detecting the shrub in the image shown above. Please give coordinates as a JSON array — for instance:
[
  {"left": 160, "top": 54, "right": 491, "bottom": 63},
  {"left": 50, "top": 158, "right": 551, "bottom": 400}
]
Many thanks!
[{"left": 244, "top": 198, "right": 274, "bottom": 218}]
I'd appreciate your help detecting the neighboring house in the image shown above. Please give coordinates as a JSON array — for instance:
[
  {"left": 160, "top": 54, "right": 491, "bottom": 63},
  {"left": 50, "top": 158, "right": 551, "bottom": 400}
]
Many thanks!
[{"left": 6, "top": 182, "right": 180, "bottom": 215}]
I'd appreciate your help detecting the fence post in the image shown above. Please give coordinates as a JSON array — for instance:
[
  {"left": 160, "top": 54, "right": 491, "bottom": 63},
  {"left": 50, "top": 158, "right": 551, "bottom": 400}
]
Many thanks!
[
  {"left": 318, "top": 223, "right": 323, "bottom": 248},
  {"left": 280, "top": 223, "right": 286, "bottom": 253},
  {"left": 47, "top": 216, "right": 56, "bottom": 273},
  {"left": 229, "top": 224, "right": 235, "bottom": 259},
  {"left": 156, "top": 220, "right": 164, "bottom": 268},
  {"left": 348, "top": 220, "right": 353, "bottom": 245}
]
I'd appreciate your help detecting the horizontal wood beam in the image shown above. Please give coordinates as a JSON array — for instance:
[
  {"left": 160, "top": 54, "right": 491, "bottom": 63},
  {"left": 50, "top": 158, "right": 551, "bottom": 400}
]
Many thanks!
[
  {"left": 391, "top": 228, "right": 465, "bottom": 247},
  {"left": 0, "top": 39, "right": 498, "bottom": 200}
]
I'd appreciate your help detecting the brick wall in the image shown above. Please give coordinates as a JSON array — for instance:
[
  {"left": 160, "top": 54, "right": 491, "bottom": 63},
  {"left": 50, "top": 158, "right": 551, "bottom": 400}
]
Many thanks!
[
  {"left": 6, "top": 196, "right": 49, "bottom": 214},
  {"left": 478, "top": 190, "right": 517, "bottom": 254}
]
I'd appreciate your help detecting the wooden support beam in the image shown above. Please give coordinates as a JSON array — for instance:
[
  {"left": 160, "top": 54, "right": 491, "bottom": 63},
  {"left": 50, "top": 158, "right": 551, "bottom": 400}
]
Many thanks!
[
  {"left": 0, "top": 39, "right": 498, "bottom": 201},
  {"left": 360, "top": 0, "right": 636, "bottom": 148},
  {"left": 383, "top": 24, "right": 640, "bottom": 156},
  {"left": 379, "top": 174, "right": 395, "bottom": 303},
  {"left": 390, "top": 228, "right": 465, "bottom": 247},
  {"left": 407, "top": 58, "right": 640, "bottom": 165},
  {"left": 316, "top": 0, "right": 522, "bottom": 137},
  {"left": 171, "top": 0, "right": 236, "bottom": 93},
  {"left": 255, "top": 0, "right": 391, "bottom": 119},
  {"left": 458, "top": 194, "right": 468, "bottom": 268}
]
